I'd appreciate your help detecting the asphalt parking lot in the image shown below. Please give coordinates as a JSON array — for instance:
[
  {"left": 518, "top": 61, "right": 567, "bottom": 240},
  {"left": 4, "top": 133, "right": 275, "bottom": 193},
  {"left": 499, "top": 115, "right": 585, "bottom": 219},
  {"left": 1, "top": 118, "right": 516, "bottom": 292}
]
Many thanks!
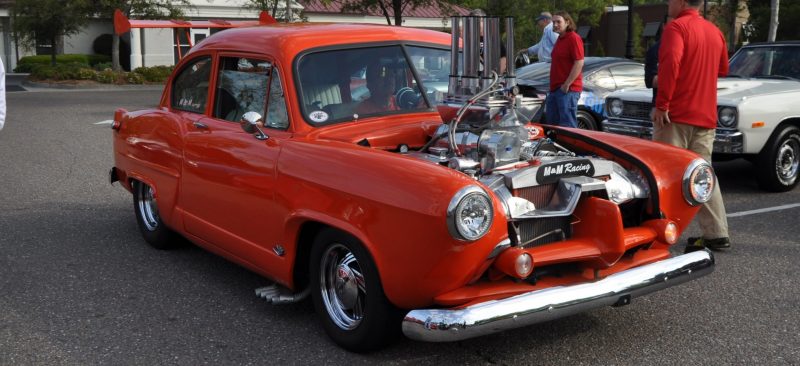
[{"left": 0, "top": 88, "right": 798, "bottom": 365}]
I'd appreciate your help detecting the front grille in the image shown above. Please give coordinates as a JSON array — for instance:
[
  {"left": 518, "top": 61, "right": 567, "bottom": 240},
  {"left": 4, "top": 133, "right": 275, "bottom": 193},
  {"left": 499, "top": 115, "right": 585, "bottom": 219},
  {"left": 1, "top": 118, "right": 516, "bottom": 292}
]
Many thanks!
[
  {"left": 621, "top": 101, "right": 652, "bottom": 120},
  {"left": 513, "top": 184, "right": 572, "bottom": 247},
  {"left": 516, "top": 184, "right": 557, "bottom": 208},
  {"left": 517, "top": 217, "right": 572, "bottom": 247}
]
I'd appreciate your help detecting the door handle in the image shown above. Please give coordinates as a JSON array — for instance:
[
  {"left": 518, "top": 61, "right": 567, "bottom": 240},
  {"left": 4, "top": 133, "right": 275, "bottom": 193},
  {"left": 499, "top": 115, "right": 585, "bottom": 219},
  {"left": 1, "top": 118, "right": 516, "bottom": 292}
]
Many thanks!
[{"left": 193, "top": 121, "right": 208, "bottom": 129}]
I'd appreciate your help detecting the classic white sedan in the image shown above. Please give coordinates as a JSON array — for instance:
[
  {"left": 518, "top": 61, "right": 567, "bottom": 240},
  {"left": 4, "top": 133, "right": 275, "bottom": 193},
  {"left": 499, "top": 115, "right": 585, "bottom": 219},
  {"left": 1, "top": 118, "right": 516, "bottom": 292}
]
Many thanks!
[{"left": 603, "top": 41, "right": 800, "bottom": 192}]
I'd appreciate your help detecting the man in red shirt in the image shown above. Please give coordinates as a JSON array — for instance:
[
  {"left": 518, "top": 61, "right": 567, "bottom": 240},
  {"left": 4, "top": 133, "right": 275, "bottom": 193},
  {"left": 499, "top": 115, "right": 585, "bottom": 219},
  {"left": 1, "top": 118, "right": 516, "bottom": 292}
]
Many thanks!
[
  {"left": 652, "top": 0, "right": 731, "bottom": 252},
  {"left": 545, "top": 11, "right": 583, "bottom": 128},
  {"left": 356, "top": 63, "right": 399, "bottom": 115}
]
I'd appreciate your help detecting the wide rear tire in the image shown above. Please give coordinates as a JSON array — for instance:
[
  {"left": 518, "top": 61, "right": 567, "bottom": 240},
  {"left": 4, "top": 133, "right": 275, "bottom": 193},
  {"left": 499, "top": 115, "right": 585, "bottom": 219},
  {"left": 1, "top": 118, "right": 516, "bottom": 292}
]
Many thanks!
[
  {"left": 132, "top": 181, "right": 178, "bottom": 249},
  {"left": 309, "top": 228, "right": 401, "bottom": 352}
]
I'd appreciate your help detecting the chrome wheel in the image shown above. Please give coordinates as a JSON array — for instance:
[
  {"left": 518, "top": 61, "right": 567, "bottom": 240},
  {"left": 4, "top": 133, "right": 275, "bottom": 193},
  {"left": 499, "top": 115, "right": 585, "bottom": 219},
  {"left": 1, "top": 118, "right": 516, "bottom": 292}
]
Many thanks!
[
  {"left": 775, "top": 133, "right": 800, "bottom": 186},
  {"left": 319, "top": 243, "right": 366, "bottom": 331},
  {"left": 136, "top": 183, "right": 160, "bottom": 232}
]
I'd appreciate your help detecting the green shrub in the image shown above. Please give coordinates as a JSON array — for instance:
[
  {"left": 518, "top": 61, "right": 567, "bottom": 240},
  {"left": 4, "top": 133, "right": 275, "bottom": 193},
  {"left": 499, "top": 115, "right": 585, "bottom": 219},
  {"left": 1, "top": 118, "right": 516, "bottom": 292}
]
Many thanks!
[
  {"left": 15, "top": 54, "right": 110, "bottom": 72},
  {"left": 29, "top": 64, "right": 57, "bottom": 80},
  {"left": 95, "top": 69, "right": 124, "bottom": 84},
  {"left": 93, "top": 62, "right": 113, "bottom": 71},
  {"left": 87, "top": 54, "right": 111, "bottom": 66},
  {"left": 126, "top": 72, "right": 145, "bottom": 84},
  {"left": 77, "top": 68, "right": 96, "bottom": 80},
  {"left": 133, "top": 65, "right": 174, "bottom": 82},
  {"left": 29, "top": 63, "right": 89, "bottom": 81}
]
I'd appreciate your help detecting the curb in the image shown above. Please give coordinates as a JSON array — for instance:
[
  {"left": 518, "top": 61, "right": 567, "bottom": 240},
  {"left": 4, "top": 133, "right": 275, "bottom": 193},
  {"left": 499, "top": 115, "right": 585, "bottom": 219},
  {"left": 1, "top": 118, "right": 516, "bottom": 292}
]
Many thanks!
[{"left": 21, "top": 80, "right": 165, "bottom": 91}]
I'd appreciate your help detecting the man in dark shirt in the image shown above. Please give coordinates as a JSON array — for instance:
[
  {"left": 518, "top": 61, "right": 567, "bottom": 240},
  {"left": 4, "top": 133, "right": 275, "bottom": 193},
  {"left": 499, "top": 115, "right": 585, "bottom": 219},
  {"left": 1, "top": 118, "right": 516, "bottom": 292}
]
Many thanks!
[{"left": 644, "top": 40, "right": 660, "bottom": 105}]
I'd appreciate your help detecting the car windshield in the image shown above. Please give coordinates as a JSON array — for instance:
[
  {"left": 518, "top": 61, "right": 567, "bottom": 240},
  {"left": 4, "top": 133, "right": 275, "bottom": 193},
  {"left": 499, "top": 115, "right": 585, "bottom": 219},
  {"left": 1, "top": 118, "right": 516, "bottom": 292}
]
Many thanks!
[
  {"left": 297, "top": 45, "right": 450, "bottom": 125},
  {"left": 516, "top": 62, "right": 550, "bottom": 84},
  {"left": 516, "top": 58, "right": 624, "bottom": 86},
  {"left": 728, "top": 45, "right": 800, "bottom": 80}
]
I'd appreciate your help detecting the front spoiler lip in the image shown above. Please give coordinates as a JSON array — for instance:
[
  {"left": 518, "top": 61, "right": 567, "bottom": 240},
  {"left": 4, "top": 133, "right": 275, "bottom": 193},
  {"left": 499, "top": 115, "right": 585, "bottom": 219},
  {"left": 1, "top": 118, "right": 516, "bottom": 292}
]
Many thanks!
[{"left": 402, "top": 250, "right": 715, "bottom": 342}]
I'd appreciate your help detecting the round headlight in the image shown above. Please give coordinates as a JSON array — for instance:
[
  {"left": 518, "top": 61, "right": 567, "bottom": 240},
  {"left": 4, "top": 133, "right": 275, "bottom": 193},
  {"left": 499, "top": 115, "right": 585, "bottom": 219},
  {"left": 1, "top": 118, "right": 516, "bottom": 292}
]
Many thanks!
[
  {"left": 608, "top": 98, "right": 623, "bottom": 117},
  {"left": 447, "top": 186, "right": 493, "bottom": 241},
  {"left": 718, "top": 106, "right": 737, "bottom": 128},
  {"left": 683, "top": 159, "right": 716, "bottom": 206}
]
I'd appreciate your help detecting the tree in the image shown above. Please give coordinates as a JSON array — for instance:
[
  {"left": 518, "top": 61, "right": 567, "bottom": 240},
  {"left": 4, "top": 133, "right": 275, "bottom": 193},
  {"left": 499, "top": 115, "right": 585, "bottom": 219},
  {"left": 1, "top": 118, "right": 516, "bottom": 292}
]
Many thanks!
[
  {"left": 744, "top": 0, "right": 797, "bottom": 42},
  {"left": 92, "top": 0, "right": 192, "bottom": 71},
  {"left": 12, "top": 0, "right": 93, "bottom": 66},
  {"left": 458, "top": 0, "right": 628, "bottom": 57},
  {"left": 242, "top": 0, "right": 306, "bottom": 22},
  {"left": 768, "top": 0, "right": 779, "bottom": 42},
  {"left": 325, "top": 0, "right": 462, "bottom": 26}
]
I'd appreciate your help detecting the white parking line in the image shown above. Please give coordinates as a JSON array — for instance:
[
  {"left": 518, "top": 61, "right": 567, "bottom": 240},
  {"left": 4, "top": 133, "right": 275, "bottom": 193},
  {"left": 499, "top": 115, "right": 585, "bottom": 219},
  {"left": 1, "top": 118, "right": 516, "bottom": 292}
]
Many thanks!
[
  {"left": 94, "top": 120, "right": 113, "bottom": 125},
  {"left": 728, "top": 203, "right": 800, "bottom": 218}
]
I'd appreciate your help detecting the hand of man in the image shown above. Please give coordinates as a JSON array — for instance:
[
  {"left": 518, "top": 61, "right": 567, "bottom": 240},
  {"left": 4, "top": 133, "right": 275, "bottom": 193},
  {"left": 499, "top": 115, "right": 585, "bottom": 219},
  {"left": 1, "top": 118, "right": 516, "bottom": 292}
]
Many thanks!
[
  {"left": 560, "top": 84, "right": 569, "bottom": 93},
  {"left": 652, "top": 108, "right": 670, "bottom": 128}
]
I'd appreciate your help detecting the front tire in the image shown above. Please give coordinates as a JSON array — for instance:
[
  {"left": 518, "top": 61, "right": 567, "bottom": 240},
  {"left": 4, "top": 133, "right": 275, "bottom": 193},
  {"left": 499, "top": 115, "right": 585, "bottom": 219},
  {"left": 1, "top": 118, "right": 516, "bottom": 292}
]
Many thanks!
[
  {"left": 756, "top": 125, "right": 800, "bottom": 192},
  {"left": 132, "top": 181, "right": 178, "bottom": 249},
  {"left": 576, "top": 110, "right": 598, "bottom": 131},
  {"left": 309, "top": 228, "right": 400, "bottom": 352}
]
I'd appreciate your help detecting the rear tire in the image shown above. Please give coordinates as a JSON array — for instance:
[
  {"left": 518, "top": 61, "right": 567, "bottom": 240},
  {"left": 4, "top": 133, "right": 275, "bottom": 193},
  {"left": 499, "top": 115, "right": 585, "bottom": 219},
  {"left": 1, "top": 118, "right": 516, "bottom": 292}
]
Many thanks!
[
  {"left": 576, "top": 110, "right": 598, "bottom": 131},
  {"left": 309, "top": 228, "right": 401, "bottom": 352},
  {"left": 756, "top": 125, "right": 800, "bottom": 192},
  {"left": 132, "top": 181, "right": 178, "bottom": 249}
]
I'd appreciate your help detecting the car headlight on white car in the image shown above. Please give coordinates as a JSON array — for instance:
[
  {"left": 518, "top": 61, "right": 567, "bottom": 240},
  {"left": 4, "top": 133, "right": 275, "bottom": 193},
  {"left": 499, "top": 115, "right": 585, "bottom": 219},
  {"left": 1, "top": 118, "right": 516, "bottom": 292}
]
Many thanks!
[
  {"left": 717, "top": 106, "right": 737, "bottom": 128},
  {"left": 605, "top": 162, "right": 650, "bottom": 204},
  {"left": 608, "top": 98, "right": 623, "bottom": 117},
  {"left": 683, "top": 159, "right": 716, "bottom": 206},
  {"left": 447, "top": 186, "right": 494, "bottom": 241}
]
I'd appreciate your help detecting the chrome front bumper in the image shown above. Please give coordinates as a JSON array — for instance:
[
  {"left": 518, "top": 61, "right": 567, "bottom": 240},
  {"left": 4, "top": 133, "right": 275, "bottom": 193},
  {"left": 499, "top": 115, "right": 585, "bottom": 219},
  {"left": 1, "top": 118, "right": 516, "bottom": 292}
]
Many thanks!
[
  {"left": 402, "top": 250, "right": 714, "bottom": 342},
  {"left": 602, "top": 118, "right": 744, "bottom": 154}
]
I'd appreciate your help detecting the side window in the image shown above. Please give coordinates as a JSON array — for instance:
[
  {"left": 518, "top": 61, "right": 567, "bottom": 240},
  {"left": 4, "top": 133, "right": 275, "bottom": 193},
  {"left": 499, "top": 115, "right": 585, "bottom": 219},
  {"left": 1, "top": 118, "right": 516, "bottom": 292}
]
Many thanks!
[
  {"left": 171, "top": 56, "right": 212, "bottom": 113},
  {"left": 609, "top": 64, "right": 645, "bottom": 89},
  {"left": 265, "top": 71, "right": 289, "bottom": 129},
  {"left": 213, "top": 57, "right": 270, "bottom": 122}
]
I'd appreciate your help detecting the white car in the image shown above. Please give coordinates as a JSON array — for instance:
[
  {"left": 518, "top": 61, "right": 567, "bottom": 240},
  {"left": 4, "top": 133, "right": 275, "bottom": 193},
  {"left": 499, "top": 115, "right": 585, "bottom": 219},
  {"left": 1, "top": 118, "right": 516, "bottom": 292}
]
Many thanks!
[{"left": 603, "top": 41, "right": 800, "bottom": 192}]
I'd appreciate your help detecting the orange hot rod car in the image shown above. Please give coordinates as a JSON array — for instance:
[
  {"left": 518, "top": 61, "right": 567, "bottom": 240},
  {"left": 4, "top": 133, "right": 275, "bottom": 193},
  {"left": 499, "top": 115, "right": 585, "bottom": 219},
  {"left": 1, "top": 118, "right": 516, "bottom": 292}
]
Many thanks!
[{"left": 111, "top": 21, "right": 716, "bottom": 352}]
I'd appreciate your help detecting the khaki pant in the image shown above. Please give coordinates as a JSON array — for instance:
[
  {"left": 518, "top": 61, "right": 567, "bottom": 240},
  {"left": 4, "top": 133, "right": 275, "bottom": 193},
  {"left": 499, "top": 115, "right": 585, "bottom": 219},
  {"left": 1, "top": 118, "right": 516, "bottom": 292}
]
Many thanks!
[{"left": 653, "top": 122, "right": 729, "bottom": 239}]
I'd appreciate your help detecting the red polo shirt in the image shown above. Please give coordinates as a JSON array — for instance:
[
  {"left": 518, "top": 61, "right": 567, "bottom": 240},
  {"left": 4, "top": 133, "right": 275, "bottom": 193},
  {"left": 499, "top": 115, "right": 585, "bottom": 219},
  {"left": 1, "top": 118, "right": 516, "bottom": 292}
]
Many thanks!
[
  {"left": 549, "top": 31, "right": 584, "bottom": 92},
  {"left": 656, "top": 9, "right": 729, "bottom": 129}
]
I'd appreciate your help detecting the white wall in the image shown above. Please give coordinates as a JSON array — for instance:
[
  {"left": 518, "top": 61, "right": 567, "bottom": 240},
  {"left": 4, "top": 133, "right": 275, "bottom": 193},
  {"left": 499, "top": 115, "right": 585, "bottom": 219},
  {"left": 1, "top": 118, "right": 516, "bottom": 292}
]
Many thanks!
[
  {"left": 64, "top": 20, "right": 109, "bottom": 55},
  {"left": 143, "top": 28, "right": 174, "bottom": 66}
]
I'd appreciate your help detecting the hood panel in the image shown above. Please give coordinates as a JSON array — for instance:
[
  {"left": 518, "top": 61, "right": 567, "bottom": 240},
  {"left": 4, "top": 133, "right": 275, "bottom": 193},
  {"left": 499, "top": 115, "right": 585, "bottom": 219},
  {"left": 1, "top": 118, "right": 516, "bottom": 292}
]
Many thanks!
[{"left": 717, "top": 78, "right": 800, "bottom": 102}]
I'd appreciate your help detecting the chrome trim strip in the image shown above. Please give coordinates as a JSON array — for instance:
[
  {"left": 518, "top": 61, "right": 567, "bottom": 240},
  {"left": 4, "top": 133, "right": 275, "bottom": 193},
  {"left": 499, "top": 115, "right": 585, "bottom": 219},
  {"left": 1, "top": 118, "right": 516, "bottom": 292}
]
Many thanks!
[
  {"left": 486, "top": 238, "right": 512, "bottom": 259},
  {"left": 513, "top": 176, "right": 606, "bottom": 219},
  {"left": 603, "top": 119, "right": 744, "bottom": 154},
  {"left": 402, "top": 250, "right": 714, "bottom": 342}
]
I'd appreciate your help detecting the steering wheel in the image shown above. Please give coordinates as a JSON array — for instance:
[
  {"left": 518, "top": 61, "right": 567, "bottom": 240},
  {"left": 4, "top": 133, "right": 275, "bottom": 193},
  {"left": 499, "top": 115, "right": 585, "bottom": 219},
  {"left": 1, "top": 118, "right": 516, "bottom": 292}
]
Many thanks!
[
  {"left": 515, "top": 50, "right": 531, "bottom": 69},
  {"left": 395, "top": 87, "right": 421, "bottom": 110}
]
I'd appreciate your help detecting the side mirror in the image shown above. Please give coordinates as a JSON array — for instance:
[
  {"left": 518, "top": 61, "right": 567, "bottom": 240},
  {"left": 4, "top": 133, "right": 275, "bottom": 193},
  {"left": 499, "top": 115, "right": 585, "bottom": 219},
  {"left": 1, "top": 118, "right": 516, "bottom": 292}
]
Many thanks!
[{"left": 239, "top": 111, "right": 269, "bottom": 140}]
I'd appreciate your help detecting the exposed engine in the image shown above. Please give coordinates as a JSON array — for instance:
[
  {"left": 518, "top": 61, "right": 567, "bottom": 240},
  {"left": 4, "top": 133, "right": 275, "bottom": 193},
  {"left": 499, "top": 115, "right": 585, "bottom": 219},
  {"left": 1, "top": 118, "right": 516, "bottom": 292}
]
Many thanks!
[{"left": 408, "top": 15, "right": 650, "bottom": 248}]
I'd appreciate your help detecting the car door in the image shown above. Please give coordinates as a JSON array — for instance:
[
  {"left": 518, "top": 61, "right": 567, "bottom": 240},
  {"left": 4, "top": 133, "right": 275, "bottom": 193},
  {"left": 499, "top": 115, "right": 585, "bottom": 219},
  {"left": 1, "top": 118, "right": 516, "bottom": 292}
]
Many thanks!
[{"left": 179, "top": 54, "right": 292, "bottom": 275}]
